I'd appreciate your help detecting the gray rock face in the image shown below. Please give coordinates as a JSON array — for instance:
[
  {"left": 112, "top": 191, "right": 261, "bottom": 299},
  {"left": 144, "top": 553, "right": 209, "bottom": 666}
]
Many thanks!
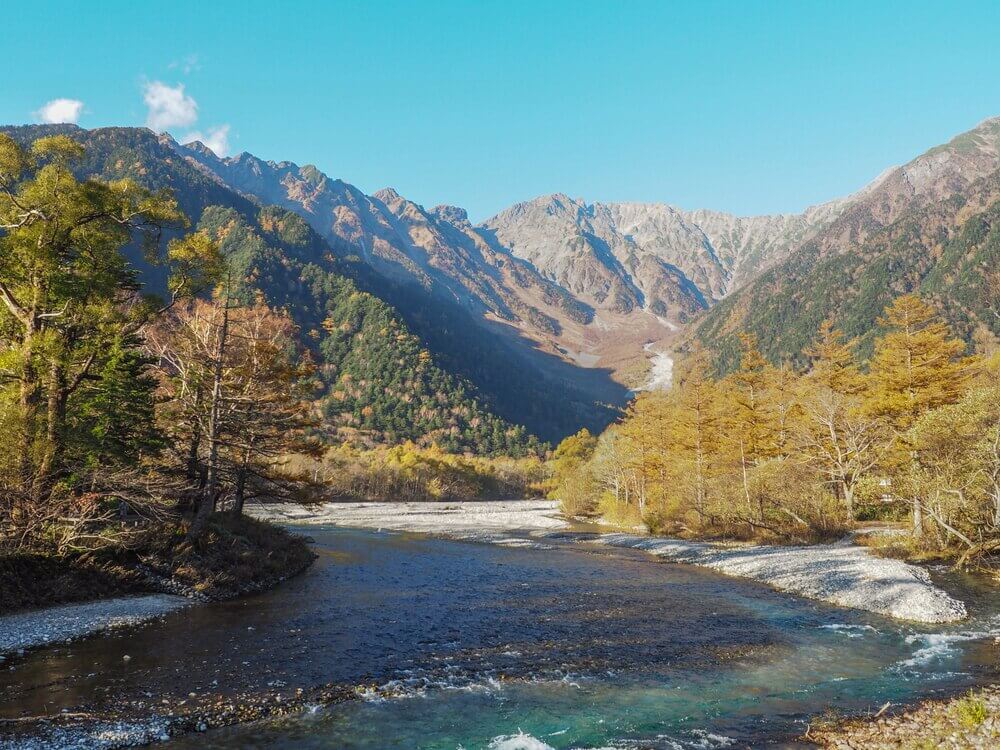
[
  {"left": 172, "top": 115, "right": 1000, "bottom": 377},
  {"left": 480, "top": 193, "right": 850, "bottom": 323}
]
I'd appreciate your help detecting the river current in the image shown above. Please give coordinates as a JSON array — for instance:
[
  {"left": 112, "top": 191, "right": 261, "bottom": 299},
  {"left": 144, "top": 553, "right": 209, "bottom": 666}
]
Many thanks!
[{"left": 4, "top": 526, "right": 1000, "bottom": 748}]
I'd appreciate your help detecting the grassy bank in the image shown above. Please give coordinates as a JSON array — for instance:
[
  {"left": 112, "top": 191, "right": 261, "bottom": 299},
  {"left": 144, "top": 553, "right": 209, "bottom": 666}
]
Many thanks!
[
  {"left": 0, "top": 514, "right": 315, "bottom": 615},
  {"left": 282, "top": 443, "right": 549, "bottom": 504}
]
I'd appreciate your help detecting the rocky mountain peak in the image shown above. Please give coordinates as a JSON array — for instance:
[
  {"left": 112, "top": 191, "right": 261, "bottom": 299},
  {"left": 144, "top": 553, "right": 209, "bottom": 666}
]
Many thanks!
[
  {"left": 372, "top": 187, "right": 403, "bottom": 204},
  {"left": 432, "top": 205, "right": 470, "bottom": 225}
]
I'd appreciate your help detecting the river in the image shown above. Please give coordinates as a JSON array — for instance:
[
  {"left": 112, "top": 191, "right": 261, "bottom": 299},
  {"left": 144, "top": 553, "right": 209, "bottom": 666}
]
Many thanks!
[{"left": 3, "top": 526, "right": 999, "bottom": 749}]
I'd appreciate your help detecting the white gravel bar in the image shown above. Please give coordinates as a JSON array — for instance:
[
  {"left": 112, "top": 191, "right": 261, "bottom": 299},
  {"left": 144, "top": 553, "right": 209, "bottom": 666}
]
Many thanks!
[
  {"left": 250, "top": 499, "right": 569, "bottom": 536},
  {"left": 0, "top": 594, "right": 191, "bottom": 657},
  {"left": 595, "top": 534, "right": 967, "bottom": 624}
]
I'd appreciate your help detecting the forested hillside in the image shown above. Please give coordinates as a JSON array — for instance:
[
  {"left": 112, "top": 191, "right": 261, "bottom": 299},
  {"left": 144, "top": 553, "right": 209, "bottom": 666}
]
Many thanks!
[
  {"left": 180, "top": 142, "right": 628, "bottom": 437},
  {"left": 689, "top": 119, "right": 1000, "bottom": 373},
  {"left": 0, "top": 124, "right": 545, "bottom": 454}
]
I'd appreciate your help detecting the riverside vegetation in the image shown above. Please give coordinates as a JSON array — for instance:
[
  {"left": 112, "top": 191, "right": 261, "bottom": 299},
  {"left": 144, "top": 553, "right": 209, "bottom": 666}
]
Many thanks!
[
  {"left": 283, "top": 443, "right": 548, "bottom": 504},
  {"left": 551, "top": 295, "right": 1000, "bottom": 567},
  {"left": 0, "top": 134, "right": 316, "bottom": 610}
]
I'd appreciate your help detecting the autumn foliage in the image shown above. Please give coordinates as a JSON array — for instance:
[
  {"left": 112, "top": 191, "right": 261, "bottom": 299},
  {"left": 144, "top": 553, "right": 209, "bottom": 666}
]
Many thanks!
[{"left": 553, "top": 295, "right": 999, "bottom": 560}]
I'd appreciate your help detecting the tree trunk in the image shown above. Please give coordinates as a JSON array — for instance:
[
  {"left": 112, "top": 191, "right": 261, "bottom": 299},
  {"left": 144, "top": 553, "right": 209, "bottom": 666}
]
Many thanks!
[
  {"left": 18, "top": 327, "right": 40, "bottom": 487},
  {"left": 32, "top": 359, "right": 67, "bottom": 502},
  {"left": 740, "top": 439, "right": 753, "bottom": 517},
  {"left": 843, "top": 482, "right": 855, "bottom": 522},
  {"left": 185, "top": 387, "right": 203, "bottom": 483},
  {"left": 912, "top": 495, "right": 923, "bottom": 537},
  {"left": 190, "top": 296, "right": 230, "bottom": 539},
  {"left": 232, "top": 442, "right": 253, "bottom": 517}
]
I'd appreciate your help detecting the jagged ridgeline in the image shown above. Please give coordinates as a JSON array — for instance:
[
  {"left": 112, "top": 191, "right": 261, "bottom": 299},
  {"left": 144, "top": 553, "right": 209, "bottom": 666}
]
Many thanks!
[
  {"left": 688, "top": 120, "right": 1000, "bottom": 373},
  {"left": 0, "top": 124, "right": 545, "bottom": 455}
]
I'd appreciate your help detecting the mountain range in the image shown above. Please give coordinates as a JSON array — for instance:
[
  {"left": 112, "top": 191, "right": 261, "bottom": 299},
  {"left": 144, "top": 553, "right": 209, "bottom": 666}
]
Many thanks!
[
  {"left": 4, "top": 115, "right": 999, "bottom": 448},
  {"left": 178, "top": 142, "right": 865, "bottom": 383}
]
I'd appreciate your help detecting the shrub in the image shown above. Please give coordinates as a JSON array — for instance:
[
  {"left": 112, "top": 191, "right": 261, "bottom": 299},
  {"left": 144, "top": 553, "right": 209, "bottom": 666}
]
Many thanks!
[{"left": 954, "top": 692, "right": 988, "bottom": 729}]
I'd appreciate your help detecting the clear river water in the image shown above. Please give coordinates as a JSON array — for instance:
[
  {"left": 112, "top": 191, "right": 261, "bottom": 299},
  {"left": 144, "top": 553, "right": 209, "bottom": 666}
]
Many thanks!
[{"left": 4, "top": 526, "right": 1000, "bottom": 749}]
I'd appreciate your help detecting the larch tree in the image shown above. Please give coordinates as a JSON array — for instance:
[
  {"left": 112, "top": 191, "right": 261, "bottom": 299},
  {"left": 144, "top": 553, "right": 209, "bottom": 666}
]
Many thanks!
[
  {"left": 672, "top": 354, "right": 722, "bottom": 522},
  {"left": 804, "top": 321, "right": 864, "bottom": 395},
  {"left": 222, "top": 297, "right": 315, "bottom": 516},
  {"left": 797, "top": 322, "right": 879, "bottom": 520},
  {"left": 865, "top": 294, "right": 976, "bottom": 534},
  {"left": 150, "top": 293, "right": 315, "bottom": 537},
  {"left": 722, "top": 334, "right": 779, "bottom": 521}
]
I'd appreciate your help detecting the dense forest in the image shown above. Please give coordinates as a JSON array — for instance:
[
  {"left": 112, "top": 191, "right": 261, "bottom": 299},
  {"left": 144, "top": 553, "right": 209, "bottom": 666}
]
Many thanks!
[
  {"left": 554, "top": 295, "right": 1000, "bottom": 562},
  {"left": 0, "top": 124, "right": 549, "bottom": 455}
]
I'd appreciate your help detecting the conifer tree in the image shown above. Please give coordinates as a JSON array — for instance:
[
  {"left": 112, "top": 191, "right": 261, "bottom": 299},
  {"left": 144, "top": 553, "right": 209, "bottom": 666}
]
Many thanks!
[
  {"left": 0, "top": 134, "right": 218, "bottom": 501},
  {"left": 865, "top": 294, "right": 975, "bottom": 533},
  {"left": 672, "top": 354, "right": 721, "bottom": 520},
  {"left": 867, "top": 295, "right": 973, "bottom": 429},
  {"left": 722, "top": 334, "right": 778, "bottom": 520},
  {"left": 804, "top": 321, "right": 864, "bottom": 395}
]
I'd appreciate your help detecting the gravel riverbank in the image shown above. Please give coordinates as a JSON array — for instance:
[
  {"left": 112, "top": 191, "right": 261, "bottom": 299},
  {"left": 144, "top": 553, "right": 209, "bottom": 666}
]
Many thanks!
[
  {"left": 809, "top": 685, "right": 1000, "bottom": 748},
  {"left": 249, "top": 499, "right": 569, "bottom": 536},
  {"left": 0, "top": 595, "right": 191, "bottom": 658},
  {"left": 595, "top": 533, "right": 967, "bottom": 624}
]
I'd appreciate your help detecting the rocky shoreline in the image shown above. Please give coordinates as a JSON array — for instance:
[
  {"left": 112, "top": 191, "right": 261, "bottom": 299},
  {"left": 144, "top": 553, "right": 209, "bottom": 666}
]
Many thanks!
[
  {"left": 808, "top": 685, "right": 1000, "bottom": 748},
  {"left": 0, "top": 556, "right": 321, "bottom": 750},
  {"left": 0, "top": 595, "right": 192, "bottom": 658},
  {"left": 594, "top": 533, "right": 967, "bottom": 623},
  {"left": 2, "top": 682, "right": 356, "bottom": 750}
]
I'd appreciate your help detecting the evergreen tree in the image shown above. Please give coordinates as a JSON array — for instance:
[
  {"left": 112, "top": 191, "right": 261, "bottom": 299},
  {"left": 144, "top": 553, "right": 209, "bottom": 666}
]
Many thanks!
[{"left": 0, "top": 134, "right": 217, "bottom": 500}]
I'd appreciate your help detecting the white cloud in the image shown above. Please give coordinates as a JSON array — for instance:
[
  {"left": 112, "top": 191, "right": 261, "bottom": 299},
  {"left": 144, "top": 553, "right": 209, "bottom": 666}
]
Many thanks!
[
  {"left": 143, "top": 81, "right": 198, "bottom": 131},
  {"left": 35, "top": 98, "right": 85, "bottom": 124},
  {"left": 183, "top": 125, "right": 231, "bottom": 157}
]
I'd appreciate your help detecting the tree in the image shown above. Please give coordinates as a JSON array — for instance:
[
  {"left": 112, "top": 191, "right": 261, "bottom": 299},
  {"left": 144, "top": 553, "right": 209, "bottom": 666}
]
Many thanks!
[
  {"left": 0, "top": 134, "right": 218, "bottom": 508},
  {"left": 865, "top": 294, "right": 975, "bottom": 534},
  {"left": 549, "top": 428, "right": 598, "bottom": 516},
  {"left": 796, "top": 387, "right": 880, "bottom": 521},
  {"left": 804, "top": 321, "right": 864, "bottom": 395},
  {"left": 797, "top": 322, "right": 879, "bottom": 520},
  {"left": 866, "top": 295, "right": 973, "bottom": 430},
  {"left": 0, "top": 135, "right": 219, "bottom": 551},
  {"left": 671, "top": 354, "right": 721, "bottom": 521},
  {"left": 150, "top": 294, "right": 314, "bottom": 537},
  {"left": 721, "top": 334, "right": 779, "bottom": 521},
  {"left": 222, "top": 297, "right": 315, "bottom": 516},
  {"left": 910, "top": 385, "right": 1000, "bottom": 556}
]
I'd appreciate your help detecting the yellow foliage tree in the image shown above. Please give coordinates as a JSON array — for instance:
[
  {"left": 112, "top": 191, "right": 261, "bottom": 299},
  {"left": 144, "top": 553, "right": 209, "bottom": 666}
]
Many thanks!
[{"left": 865, "top": 294, "right": 976, "bottom": 534}]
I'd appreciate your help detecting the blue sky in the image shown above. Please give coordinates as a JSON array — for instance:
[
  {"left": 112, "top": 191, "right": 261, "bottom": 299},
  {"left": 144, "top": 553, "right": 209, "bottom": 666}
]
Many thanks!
[{"left": 6, "top": 1, "right": 1000, "bottom": 220}]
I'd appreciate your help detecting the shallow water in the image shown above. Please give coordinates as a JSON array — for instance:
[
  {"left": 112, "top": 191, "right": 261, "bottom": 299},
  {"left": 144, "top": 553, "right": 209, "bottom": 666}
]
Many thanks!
[{"left": 3, "top": 527, "right": 999, "bottom": 748}]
